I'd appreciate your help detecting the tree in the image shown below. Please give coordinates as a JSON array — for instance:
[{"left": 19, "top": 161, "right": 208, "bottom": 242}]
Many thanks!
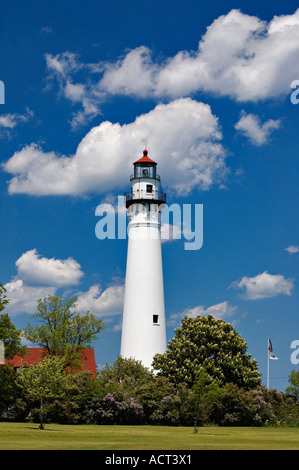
[
  {"left": 153, "top": 314, "right": 261, "bottom": 389},
  {"left": 0, "top": 283, "right": 27, "bottom": 359},
  {"left": 192, "top": 369, "right": 227, "bottom": 431},
  {"left": 17, "top": 355, "right": 71, "bottom": 429},
  {"left": 0, "top": 365, "right": 18, "bottom": 417},
  {"left": 24, "top": 295, "right": 105, "bottom": 370},
  {"left": 0, "top": 282, "right": 9, "bottom": 313},
  {"left": 0, "top": 284, "right": 27, "bottom": 416},
  {"left": 218, "top": 384, "right": 286, "bottom": 426},
  {"left": 98, "top": 356, "right": 154, "bottom": 394},
  {"left": 40, "top": 370, "right": 102, "bottom": 425},
  {"left": 286, "top": 369, "right": 299, "bottom": 400},
  {"left": 0, "top": 313, "right": 27, "bottom": 360},
  {"left": 134, "top": 376, "right": 192, "bottom": 425}
]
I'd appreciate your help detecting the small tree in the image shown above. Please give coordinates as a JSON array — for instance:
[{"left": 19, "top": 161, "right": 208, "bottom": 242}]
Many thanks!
[
  {"left": 24, "top": 295, "right": 104, "bottom": 370},
  {"left": 192, "top": 369, "right": 227, "bottom": 431},
  {"left": 17, "top": 355, "right": 71, "bottom": 429},
  {"left": 286, "top": 369, "right": 299, "bottom": 401}
]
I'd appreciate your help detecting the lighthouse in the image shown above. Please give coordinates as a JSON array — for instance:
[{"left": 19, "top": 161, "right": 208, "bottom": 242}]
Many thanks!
[{"left": 120, "top": 150, "right": 167, "bottom": 369}]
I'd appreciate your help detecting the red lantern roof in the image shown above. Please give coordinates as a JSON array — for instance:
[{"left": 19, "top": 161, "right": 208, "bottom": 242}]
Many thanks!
[{"left": 134, "top": 150, "right": 156, "bottom": 164}]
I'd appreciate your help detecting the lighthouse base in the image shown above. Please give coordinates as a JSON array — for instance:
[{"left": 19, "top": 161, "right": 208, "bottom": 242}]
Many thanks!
[{"left": 120, "top": 225, "right": 166, "bottom": 370}]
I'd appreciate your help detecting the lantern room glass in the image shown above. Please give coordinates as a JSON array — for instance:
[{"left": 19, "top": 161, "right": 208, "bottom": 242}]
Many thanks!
[{"left": 133, "top": 163, "right": 157, "bottom": 179}]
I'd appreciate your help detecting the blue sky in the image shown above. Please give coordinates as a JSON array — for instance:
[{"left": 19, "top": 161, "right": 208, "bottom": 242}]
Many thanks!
[{"left": 0, "top": 0, "right": 299, "bottom": 391}]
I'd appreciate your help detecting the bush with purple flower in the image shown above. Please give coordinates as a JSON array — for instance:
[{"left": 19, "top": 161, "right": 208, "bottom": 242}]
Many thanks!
[{"left": 89, "top": 392, "right": 144, "bottom": 424}]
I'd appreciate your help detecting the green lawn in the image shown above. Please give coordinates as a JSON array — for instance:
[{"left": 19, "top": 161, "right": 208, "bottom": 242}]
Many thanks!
[{"left": 0, "top": 422, "right": 298, "bottom": 450}]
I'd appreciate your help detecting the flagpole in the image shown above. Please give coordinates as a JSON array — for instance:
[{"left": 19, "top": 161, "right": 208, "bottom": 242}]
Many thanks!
[
  {"left": 267, "top": 338, "right": 278, "bottom": 389},
  {"left": 267, "top": 338, "right": 270, "bottom": 390}
]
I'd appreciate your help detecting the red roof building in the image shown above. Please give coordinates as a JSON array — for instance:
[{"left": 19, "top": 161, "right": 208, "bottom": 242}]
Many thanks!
[{"left": 4, "top": 347, "right": 97, "bottom": 377}]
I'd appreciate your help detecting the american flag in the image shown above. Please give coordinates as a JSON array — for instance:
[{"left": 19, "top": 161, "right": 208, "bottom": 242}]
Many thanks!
[
  {"left": 268, "top": 338, "right": 278, "bottom": 360},
  {"left": 268, "top": 338, "right": 273, "bottom": 352}
]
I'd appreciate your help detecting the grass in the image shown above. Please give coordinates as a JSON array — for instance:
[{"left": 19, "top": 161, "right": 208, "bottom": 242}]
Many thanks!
[{"left": 0, "top": 422, "right": 299, "bottom": 450}]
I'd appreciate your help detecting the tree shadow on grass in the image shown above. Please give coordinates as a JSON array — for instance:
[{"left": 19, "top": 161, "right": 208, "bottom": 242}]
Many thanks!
[{"left": 23, "top": 425, "right": 65, "bottom": 431}]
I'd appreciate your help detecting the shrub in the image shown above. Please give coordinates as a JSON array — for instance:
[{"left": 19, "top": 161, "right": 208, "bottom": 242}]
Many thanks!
[{"left": 89, "top": 392, "right": 144, "bottom": 425}]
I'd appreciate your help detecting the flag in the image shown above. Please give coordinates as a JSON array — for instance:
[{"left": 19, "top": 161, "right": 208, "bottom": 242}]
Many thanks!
[
  {"left": 268, "top": 338, "right": 273, "bottom": 352},
  {"left": 268, "top": 338, "right": 278, "bottom": 360}
]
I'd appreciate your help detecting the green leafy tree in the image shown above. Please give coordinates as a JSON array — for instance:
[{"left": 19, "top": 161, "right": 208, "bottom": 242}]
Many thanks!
[
  {"left": 17, "top": 355, "right": 71, "bottom": 429},
  {"left": 0, "top": 282, "right": 9, "bottom": 313},
  {"left": 98, "top": 356, "right": 154, "bottom": 394},
  {"left": 0, "top": 365, "right": 18, "bottom": 416},
  {"left": 0, "top": 313, "right": 27, "bottom": 360},
  {"left": 192, "top": 369, "right": 227, "bottom": 431},
  {"left": 0, "top": 283, "right": 27, "bottom": 359},
  {"left": 0, "top": 284, "right": 27, "bottom": 415},
  {"left": 66, "top": 370, "right": 105, "bottom": 423},
  {"left": 43, "top": 370, "right": 103, "bottom": 424},
  {"left": 24, "top": 295, "right": 104, "bottom": 370},
  {"left": 134, "top": 376, "right": 193, "bottom": 425},
  {"left": 153, "top": 314, "right": 261, "bottom": 389},
  {"left": 219, "top": 384, "right": 281, "bottom": 426},
  {"left": 286, "top": 369, "right": 299, "bottom": 400}
]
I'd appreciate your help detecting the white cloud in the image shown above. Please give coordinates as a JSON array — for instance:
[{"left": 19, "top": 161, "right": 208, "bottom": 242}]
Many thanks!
[
  {"left": 45, "top": 51, "right": 83, "bottom": 79},
  {"left": 75, "top": 284, "right": 124, "bottom": 316},
  {"left": 184, "top": 301, "right": 237, "bottom": 319},
  {"left": 168, "top": 300, "right": 237, "bottom": 326},
  {"left": 40, "top": 26, "right": 53, "bottom": 34},
  {"left": 161, "top": 223, "right": 182, "bottom": 243},
  {"left": 234, "top": 111, "right": 281, "bottom": 145},
  {"left": 285, "top": 245, "right": 299, "bottom": 254},
  {"left": 4, "top": 279, "right": 56, "bottom": 315},
  {"left": 15, "top": 249, "right": 84, "bottom": 287},
  {"left": 0, "top": 108, "right": 34, "bottom": 139},
  {"left": 3, "top": 251, "right": 124, "bottom": 318},
  {"left": 45, "top": 8, "right": 299, "bottom": 120},
  {"left": 230, "top": 271, "right": 294, "bottom": 299},
  {"left": 45, "top": 51, "right": 103, "bottom": 128},
  {"left": 99, "top": 46, "right": 158, "bottom": 98},
  {"left": 0, "top": 108, "right": 34, "bottom": 129},
  {"left": 3, "top": 98, "right": 227, "bottom": 196},
  {"left": 129, "top": 9, "right": 299, "bottom": 101},
  {"left": 3, "top": 250, "right": 84, "bottom": 315}
]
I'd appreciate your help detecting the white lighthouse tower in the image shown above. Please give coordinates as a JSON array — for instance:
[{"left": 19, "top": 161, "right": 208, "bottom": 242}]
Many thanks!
[{"left": 121, "top": 150, "right": 167, "bottom": 369}]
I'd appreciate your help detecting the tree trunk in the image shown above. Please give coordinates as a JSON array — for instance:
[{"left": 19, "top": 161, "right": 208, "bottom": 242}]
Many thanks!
[
  {"left": 193, "top": 398, "right": 199, "bottom": 433},
  {"left": 193, "top": 415, "right": 198, "bottom": 433},
  {"left": 39, "top": 396, "right": 44, "bottom": 430}
]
